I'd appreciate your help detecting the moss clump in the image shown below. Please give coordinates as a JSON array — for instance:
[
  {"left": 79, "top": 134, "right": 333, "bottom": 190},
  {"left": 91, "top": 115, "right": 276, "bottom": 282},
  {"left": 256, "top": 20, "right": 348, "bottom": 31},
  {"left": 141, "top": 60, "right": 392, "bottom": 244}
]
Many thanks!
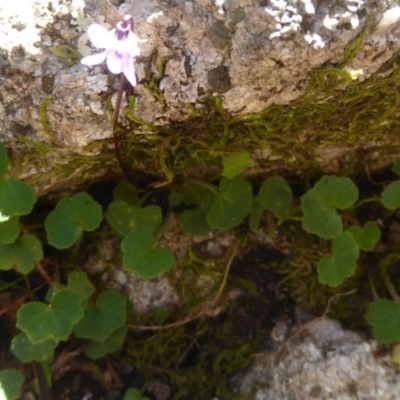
[
  {"left": 116, "top": 58, "right": 400, "bottom": 184},
  {"left": 13, "top": 26, "right": 400, "bottom": 191}
]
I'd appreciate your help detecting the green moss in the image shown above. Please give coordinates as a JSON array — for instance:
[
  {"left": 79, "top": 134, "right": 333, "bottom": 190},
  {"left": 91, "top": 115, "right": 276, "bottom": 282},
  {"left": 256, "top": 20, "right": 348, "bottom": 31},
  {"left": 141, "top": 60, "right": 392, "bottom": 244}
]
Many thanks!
[
  {"left": 38, "top": 95, "right": 61, "bottom": 145},
  {"left": 16, "top": 53, "right": 400, "bottom": 191},
  {"left": 49, "top": 45, "right": 81, "bottom": 66},
  {"left": 340, "top": 21, "right": 372, "bottom": 67},
  {"left": 112, "top": 57, "right": 400, "bottom": 183}
]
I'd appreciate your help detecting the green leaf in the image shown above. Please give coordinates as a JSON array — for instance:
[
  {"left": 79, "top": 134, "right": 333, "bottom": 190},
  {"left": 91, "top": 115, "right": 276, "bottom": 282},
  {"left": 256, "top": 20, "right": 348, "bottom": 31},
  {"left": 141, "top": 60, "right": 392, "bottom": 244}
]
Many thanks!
[
  {"left": 250, "top": 176, "right": 292, "bottom": 230},
  {"left": 382, "top": 181, "right": 400, "bottom": 210},
  {"left": 0, "top": 216, "right": 20, "bottom": 244},
  {"left": 178, "top": 189, "right": 214, "bottom": 235},
  {"left": 11, "top": 332, "right": 57, "bottom": 362},
  {"left": 0, "top": 143, "right": 8, "bottom": 177},
  {"left": 122, "top": 226, "right": 175, "bottom": 279},
  {"left": 17, "top": 288, "right": 84, "bottom": 343},
  {"left": 169, "top": 192, "right": 184, "bottom": 206},
  {"left": 0, "top": 369, "right": 24, "bottom": 400},
  {"left": 348, "top": 221, "right": 381, "bottom": 251},
  {"left": 0, "top": 178, "right": 36, "bottom": 217},
  {"left": 317, "top": 231, "right": 359, "bottom": 286},
  {"left": 172, "top": 184, "right": 215, "bottom": 234},
  {"left": 301, "top": 192, "right": 343, "bottom": 239},
  {"left": 365, "top": 299, "right": 400, "bottom": 343},
  {"left": 113, "top": 180, "right": 140, "bottom": 205},
  {"left": 222, "top": 152, "right": 254, "bottom": 179},
  {"left": 207, "top": 176, "right": 253, "bottom": 230},
  {"left": 123, "top": 388, "right": 150, "bottom": 400},
  {"left": 312, "top": 175, "right": 359, "bottom": 209},
  {"left": 392, "top": 159, "right": 400, "bottom": 176},
  {"left": 174, "top": 183, "right": 212, "bottom": 206},
  {"left": 301, "top": 176, "right": 358, "bottom": 239},
  {"left": 74, "top": 290, "right": 127, "bottom": 342},
  {"left": 45, "top": 192, "right": 103, "bottom": 249},
  {"left": 179, "top": 208, "right": 213, "bottom": 235},
  {"left": 106, "top": 201, "right": 162, "bottom": 236},
  {"left": 85, "top": 326, "right": 128, "bottom": 359},
  {"left": 68, "top": 271, "right": 95, "bottom": 302},
  {"left": 0, "top": 234, "right": 43, "bottom": 274}
]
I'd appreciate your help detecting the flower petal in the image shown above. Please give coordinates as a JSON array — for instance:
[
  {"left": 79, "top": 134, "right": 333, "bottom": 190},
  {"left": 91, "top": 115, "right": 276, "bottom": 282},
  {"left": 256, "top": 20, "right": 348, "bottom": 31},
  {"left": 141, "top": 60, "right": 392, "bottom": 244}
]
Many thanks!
[
  {"left": 123, "top": 56, "right": 137, "bottom": 87},
  {"left": 126, "top": 33, "right": 141, "bottom": 57},
  {"left": 106, "top": 51, "right": 124, "bottom": 74},
  {"left": 81, "top": 51, "right": 108, "bottom": 66},
  {"left": 87, "top": 24, "right": 114, "bottom": 49}
]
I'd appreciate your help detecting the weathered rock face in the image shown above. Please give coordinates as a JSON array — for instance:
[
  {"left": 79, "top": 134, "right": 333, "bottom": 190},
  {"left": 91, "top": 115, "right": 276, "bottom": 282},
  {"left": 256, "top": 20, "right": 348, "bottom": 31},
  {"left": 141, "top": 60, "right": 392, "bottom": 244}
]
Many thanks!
[
  {"left": 235, "top": 317, "right": 400, "bottom": 400},
  {"left": 1, "top": 0, "right": 400, "bottom": 189}
]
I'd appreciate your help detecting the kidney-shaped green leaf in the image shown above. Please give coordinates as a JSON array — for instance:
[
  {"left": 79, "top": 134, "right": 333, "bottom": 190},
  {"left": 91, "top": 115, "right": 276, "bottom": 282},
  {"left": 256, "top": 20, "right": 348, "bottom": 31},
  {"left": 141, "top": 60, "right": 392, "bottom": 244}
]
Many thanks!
[
  {"left": 0, "top": 178, "right": 36, "bottom": 217},
  {"left": 382, "top": 181, "right": 400, "bottom": 210},
  {"left": 179, "top": 208, "right": 213, "bottom": 235},
  {"left": 0, "top": 234, "right": 43, "bottom": 274},
  {"left": 0, "top": 216, "right": 20, "bottom": 244},
  {"left": 312, "top": 175, "right": 359, "bottom": 209},
  {"left": 122, "top": 225, "right": 175, "bottom": 279},
  {"left": 207, "top": 176, "right": 253, "bottom": 230},
  {"left": 11, "top": 332, "right": 57, "bottom": 363},
  {"left": 85, "top": 326, "right": 128, "bottom": 359},
  {"left": 113, "top": 179, "right": 140, "bottom": 205},
  {"left": 317, "top": 231, "right": 359, "bottom": 286},
  {"left": 348, "top": 221, "right": 381, "bottom": 251},
  {"left": 301, "top": 176, "right": 358, "bottom": 239},
  {"left": 45, "top": 192, "right": 102, "bottom": 249},
  {"left": 222, "top": 152, "right": 254, "bottom": 179},
  {"left": 17, "top": 288, "right": 84, "bottom": 343},
  {"left": 74, "top": 290, "right": 127, "bottom": 342},
  {"left": 178, "top": 189, "right": 214, "bottom": 235},
  {"left": 106, "top": 200, "right": 162, "bottom": 236},
  {"left": 391, "top": 158, "right": 400, "bottom": 177},
  {"left": 365, "top": 299, "right": 400, "bottom": 343},
  {"left": 68, "top": 271, "right": 95, "bottom": 304},
  {"left": 0, "top": 369, "right": 24, "bottom": 400},
  {"left": 301, "top": 191, "right": 343, "bottom": 239},
  {"left": 250, "top": 176, "right": 292, "bottom": 230}
]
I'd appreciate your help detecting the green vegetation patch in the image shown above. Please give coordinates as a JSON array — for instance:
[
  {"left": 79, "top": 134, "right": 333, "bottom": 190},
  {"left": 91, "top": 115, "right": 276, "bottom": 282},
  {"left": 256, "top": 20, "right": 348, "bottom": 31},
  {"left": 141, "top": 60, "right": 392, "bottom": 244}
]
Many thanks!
[{"left": 4, "top": 28, "right": 400, "bottom": 400}]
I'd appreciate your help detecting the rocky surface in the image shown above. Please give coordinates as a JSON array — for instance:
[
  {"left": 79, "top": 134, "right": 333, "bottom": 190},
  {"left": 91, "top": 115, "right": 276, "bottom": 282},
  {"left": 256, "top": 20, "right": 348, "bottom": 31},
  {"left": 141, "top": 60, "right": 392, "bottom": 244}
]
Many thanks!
[
  {"left": 234, "top": 317, "right": 400, "bottom": 400},
  {"left": 1, "top": 1, "right": 400, "bottom": 178}
]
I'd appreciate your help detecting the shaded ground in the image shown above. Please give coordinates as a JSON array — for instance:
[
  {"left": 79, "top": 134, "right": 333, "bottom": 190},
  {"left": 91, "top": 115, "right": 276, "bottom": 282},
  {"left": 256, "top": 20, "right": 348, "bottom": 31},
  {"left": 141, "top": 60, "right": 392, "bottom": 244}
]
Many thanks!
[
  {"left": 1, "top": 166, "right": 398, "bottom": 399},
  {"left": 0, "top": 243, "right": 293, "bottom": 399}
]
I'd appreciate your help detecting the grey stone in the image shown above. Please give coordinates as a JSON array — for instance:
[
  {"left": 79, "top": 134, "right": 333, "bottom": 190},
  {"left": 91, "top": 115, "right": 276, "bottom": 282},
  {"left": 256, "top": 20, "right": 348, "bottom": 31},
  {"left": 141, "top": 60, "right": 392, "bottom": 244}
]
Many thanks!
[{"left": 235, "top": 317, "right": 400, "bottom": 400}]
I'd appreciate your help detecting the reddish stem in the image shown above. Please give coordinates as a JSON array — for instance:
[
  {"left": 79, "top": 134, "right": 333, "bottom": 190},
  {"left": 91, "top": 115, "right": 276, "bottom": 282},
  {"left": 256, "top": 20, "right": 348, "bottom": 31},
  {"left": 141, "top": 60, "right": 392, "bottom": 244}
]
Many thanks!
[
  {"left": 113, "top": 73, "right": 125, "bottom": 130},
  {"left": 0, "top": 281, "right": 48, "bottom": 317},
  {"left": 112, "top": 73, "right": 136, "bottom": 185}
]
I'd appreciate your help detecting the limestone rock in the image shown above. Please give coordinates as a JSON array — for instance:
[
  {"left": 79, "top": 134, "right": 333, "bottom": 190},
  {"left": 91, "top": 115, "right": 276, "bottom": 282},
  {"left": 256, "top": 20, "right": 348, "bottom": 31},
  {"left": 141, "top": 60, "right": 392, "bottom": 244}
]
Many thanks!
[
  {"left": 1, "top": 0, "right": 400, "bottom": 190},
  {"left": 235, "top": 317, "right": 400, "bottom": 400}
]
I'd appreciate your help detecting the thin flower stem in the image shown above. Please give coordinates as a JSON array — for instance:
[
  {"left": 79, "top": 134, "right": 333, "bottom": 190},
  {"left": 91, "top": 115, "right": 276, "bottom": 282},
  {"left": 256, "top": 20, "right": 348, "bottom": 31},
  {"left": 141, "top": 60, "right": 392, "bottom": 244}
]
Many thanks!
[
  {"left": 113, "top": 73, "right": 125, "bottom": 130},
  {"left": 112, "top": 73, "right": 136, "bottom": 186}
]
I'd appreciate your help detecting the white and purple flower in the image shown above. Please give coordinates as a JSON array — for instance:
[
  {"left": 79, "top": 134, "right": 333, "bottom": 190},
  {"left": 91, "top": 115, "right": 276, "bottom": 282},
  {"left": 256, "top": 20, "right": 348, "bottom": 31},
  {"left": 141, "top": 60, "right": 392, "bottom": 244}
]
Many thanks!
[{"left": 81, "top": 15, "right": 141, "bottom": 87}]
